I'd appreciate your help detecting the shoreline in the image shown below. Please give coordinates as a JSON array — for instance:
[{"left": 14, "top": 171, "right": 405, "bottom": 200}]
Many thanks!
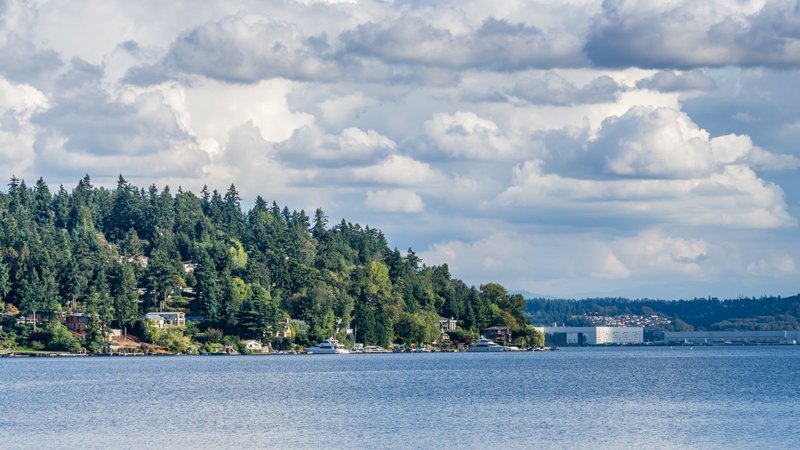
[{"left": 1, "top": 347, "right": 560, "bottom": 357}]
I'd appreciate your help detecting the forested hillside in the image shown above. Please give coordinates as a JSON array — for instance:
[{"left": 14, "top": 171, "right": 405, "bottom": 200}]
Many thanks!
[
  {"left": 0, "top": 175, "right": 534, "bottom": 353},
  {"left": 526, "top": 295, "right": 800, "bottom": 331}
]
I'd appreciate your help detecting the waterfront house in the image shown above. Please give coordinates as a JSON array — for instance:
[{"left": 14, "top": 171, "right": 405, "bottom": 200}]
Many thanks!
[
  {"left": 243, "top": 340, "right": 266, "bottom": 352},
  {"left": 482, "top": 326, "right": 512, "bottom": 343},
  {"left": 62, "top": 312, "right": 89, "bottom": 334},
  {"left": 439, "top": 317, "right": 457, "bottom": 334},
  {"left": 269, "top": 317, "right": 292, "bottom": 338},
  {"left": 144, "top": 311, "right": 186, "bottom": 328},
  {"left": 438, "top": 317, "right": 457, "bottom": 340}
]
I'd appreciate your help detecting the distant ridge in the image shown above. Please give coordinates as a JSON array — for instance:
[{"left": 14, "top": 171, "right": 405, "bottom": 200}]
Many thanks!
[
  {"left": 524, "top": 294, "right": 800, "bottom": 331},
  {"left": 510, "top": 289, "right": 555, "bottom": 300}
]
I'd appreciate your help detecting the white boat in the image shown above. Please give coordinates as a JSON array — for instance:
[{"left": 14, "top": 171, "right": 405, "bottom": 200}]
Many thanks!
[
  {"left": 306, "top": 337, "right": 350, "bottom": 354},
  {"left": 468, "top": 337, "right": 505, "bottom": 352}
]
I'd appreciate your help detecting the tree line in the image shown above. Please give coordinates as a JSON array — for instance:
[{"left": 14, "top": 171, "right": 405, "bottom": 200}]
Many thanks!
[
  {"left": 0, "top": 175, "right": 539, "bottom": 353},
  {"left": 525, "top": 295, "right": 800, "bottom": 331}
]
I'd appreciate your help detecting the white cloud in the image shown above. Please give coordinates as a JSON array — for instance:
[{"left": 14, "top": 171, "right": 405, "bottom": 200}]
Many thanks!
[
  {"left": 747, "top": 253, "right": 797, "bottom": 276},
  {"left": 276, "top": 125, "right": 395, "bottom": 167},
  {"left": 511, "top": 72, "right": 624, "bottom": 105},
  {"left": 0, "top": 75, "right": 48, "bottom": 174},
  {"left": 341, "top": 15, "right": 585, "bottom": 70},
  {"left": 0, "top": 0, "right": 798, "bottom": 299},
  {"left": 586, "top": 0, "right": 800, "bottom": 69},
  {"left": 365, "top": 189, "right": 425, "bottom": 213},
  {"left": 498, "top": 159, "right": 794, "bottom": 229},
  {"left": 420, "top": 111, "right": 517, "bottom": 160},
  {"left": 170, "top": 78, "right": 314, "bottom": 153},
  {"left": 612, "top": 229, "right": 709, "bottom": 275},
  {"left": 419, "top": 232, "right": 632, "bottom": 297},
  {"left": 317, "top": 92, "right": 379, "bottom": 127},
  {"left": 349, "top": 154, "right": 441, "bottom": 186},
  {"left": 167, "top": 13, "right": 339, "bottom": 83},
  {"left": 0, "top": 0, "right": 62, "bottom": 85},
  {"left": 588, "top": 106, "right": 798, "bottom": 178},
  {"left": 636, "top": 70, "right": 716, "bottom": 92}
]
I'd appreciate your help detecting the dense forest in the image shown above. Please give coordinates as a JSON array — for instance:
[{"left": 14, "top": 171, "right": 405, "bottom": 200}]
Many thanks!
[
  {"left": 0, "top": 175, "right": 538, "bottom": 353},
  {"left": 525, "top": 295, "right": 800, "bottom": 331}
]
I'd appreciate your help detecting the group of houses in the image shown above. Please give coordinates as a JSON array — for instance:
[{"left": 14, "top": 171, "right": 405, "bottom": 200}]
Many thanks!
[{"left": 438, "top": 315, "right": 513, "bottom": 344}]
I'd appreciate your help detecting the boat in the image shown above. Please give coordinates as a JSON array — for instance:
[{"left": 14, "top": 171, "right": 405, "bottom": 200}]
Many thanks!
[
  {"left": 468, "top": 337, "right": 505, "bottom": 352},
  {"left": 306, "top": 337, "right": 350, "bottom": 354},
  {"left": 363, "top": 345, "right": 390, "bottom": 353}
]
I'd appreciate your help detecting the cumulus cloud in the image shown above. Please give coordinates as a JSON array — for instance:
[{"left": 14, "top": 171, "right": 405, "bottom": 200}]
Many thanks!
[
  {"left": 419, "top": 232, "right": 632, "bottom": 297},
  {"left": 341, "top": 16, "right": 584, "bottom": 70},
  {"left": 586, "top": 0, "right": 800, "bottom": 69},
  {"left": 348, "top": 154, "right": 441, "bottom": 186},
  {"left": 747, "top": 253, "right": 797, "bottom": 276},
  {"left": 29, "top": 60, "right": 208, "bottom": 178},
  {"left": 496, "top": 106, "right": 798, "bottom": 229},
  {"left": 0, "top": 0, "right": 62, "bottom": 86},
  {"left": 1, "top": 0, "right": 798, "bottom": 299},
  {"left": 166, "top": 13, "right": 339, "bottom": 83},
  {"left": 593, "top": 107, "right": 719, "bottom": 178},
  {"left": 511, "top": 72, "right": 625, "bottom": 105},
  {"left": 589, "top": 106, "right": 798, "bottom": 178},
  {"left": 0, "top": 75, "right": 48, "bottom": 174},
  {"left": 317, "top": 92, "right": 380, "bottom": 128},
  {"left": 417, "top": 111, "right": 517, "bottom": 160},
  {"left": 275, "top": 125, "right": 396, "bottom": 167},
  {"left": 33, "top": 61, "right": 190, "bottom": 155},
  {"left": 612, "top": 229, "right": 709, "bottom": 275},
  {"left": 636, "top": 70, "right": 717, "bottom": 92},
  {"left": 682, "top": 70, "right": 800, "bottom": 170},
  {"left": 365, "top": 189, "right": 425, "bottom": 213},
  {"left": 498, "top": 159, "right": 794, "bottom": 229}
]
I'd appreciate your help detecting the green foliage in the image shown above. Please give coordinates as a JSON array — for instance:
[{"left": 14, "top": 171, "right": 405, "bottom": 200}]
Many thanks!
[
  {"left": 0, "top": 328, "right": 17, "bottom": 351},
  {"left": 0, "top": 175, "right": 532, "bottom": 349},
  {"left": 44, "top": 320, "right": 82, "bottom": 353},
  {"left": 395, "top": 310, "right": 440, "bottom": 344},
  {"left": 158, "top": 327, "right": 191, "bottom": 353}
]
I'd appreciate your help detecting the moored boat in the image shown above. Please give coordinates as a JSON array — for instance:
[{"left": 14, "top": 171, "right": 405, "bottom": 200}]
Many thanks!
[
  {"left": 306, "top": 337, "right": 350, "bottom": 354},
  {"left": 468, "top": 337, "right": 505, "bottom": 352}
]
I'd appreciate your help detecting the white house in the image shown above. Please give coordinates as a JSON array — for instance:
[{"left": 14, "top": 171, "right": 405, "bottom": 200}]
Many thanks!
[
  {"left": 144, "top": 311, "right": 186, "bottom": 328},
  {"left": 242, "top": 340, "right": 266, "bottom": 352}
]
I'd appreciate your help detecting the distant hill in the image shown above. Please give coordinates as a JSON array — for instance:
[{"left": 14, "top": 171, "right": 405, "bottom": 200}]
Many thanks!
[
  {"left": 525, "top": 295, "right": 800, "bottom": 331},
  {"left": 510, "top": 290, "right": 554, "bottom": 300}
]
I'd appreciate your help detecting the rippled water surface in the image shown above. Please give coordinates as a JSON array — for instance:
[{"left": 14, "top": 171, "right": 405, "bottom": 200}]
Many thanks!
[{"left": 1, "top": 346, "right": 799, "bottom": 449}]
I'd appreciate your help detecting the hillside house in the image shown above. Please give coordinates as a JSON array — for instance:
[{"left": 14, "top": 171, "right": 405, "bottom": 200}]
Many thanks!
[
  {"left": 144, "top": 311, "right": 186, "bottom": 328},
  {"left": 482, "top": 326, "right": 512, "bottom": 343}
]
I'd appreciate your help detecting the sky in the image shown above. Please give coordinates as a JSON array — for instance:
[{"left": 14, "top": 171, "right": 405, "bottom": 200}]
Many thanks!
[{"left": 0, "top": 0, "right": 799, "bottom": 299}]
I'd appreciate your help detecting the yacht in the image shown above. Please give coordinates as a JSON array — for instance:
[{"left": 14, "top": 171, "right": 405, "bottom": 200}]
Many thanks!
[
  {"left": 468, "top": 337, "right": 505, "bottom": 352},
  {"left": 306, "top": 337, "right": 350, "bottom": 354}
]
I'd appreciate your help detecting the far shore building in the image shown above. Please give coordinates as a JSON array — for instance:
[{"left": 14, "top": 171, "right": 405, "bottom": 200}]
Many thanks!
[
  {"left": 482, "top": 326, "right": 512, "bottom": 343},
  {"left": 535, "top": 326, "right": 643, "bottom": 345},
  {"left": 144, "top": 311, "right": 186, "bottom": 328},
  {"left": 661, "top": 330, "right": 800, "bottom": 345}
]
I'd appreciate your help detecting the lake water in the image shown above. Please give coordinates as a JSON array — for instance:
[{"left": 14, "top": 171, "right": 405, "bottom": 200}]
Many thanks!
[{"left": 1, "top": 347, "right": 798, "bottom": 449}]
